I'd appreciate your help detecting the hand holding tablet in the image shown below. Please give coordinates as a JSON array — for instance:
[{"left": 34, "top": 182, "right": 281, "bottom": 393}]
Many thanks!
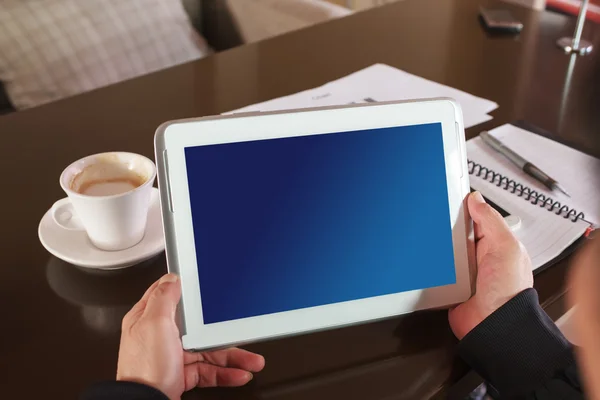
[
  {"left": 116, "top": 274, "right": 265, "bottom": 399},
  {"left": 448, "top": 192, "right": 533, "bottom": 339},
  {"left": 111, "top": 191, "right": 536, "bottom": 399},
  {"left": 154, "top": 99, "right": 476, "bottom": 351}
]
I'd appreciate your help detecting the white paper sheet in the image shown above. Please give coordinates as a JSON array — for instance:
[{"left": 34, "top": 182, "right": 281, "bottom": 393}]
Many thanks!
[
  {"left": 467, "top": 124, "right": 598, "bottom": 270},
  {"left": 227, "top": 64, "right": 497, "bottom": 128}
]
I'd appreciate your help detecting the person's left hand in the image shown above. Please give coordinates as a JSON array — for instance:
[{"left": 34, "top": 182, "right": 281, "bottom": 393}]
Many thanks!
[
  {"left": 116, "top": 273, "right": 265, "bottom": 400},
  {"left": 449, "top": 192, "right": 533, "bottom": 340}
]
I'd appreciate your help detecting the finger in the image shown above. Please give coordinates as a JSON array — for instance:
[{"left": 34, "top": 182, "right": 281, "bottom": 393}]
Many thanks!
[
  {"left": 468, "top": 192, "right": 511, "bottom": 241},
  {"left": 139, "top": 276, "right": 164, "bottom": 304},
  {"left": 448, "top": 299, "right": 481, "bottom": 340},
  {"left": 448, "top": 302, "right": 466, "bottom": 339},
  {"left": 184, "top": 363, "right": 254, "bottom": 390},
  {"left": 129, "top": 279, "right": 161, "bottom": 314},
  {"left": 141, "top": 273, "right": 181, "bottom": 321},
  {"left": 122, "top": 278, "right": 162, "bottom": 327},
  {"left": 184, "top": 348, "right": 265, "bottom": 372},
  {"left": 472, "top": 214, "right": 482, "bottom": 242}
]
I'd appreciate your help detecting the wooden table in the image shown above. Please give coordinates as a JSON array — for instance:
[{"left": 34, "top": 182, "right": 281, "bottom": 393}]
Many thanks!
[{"left": 1, "top": 0, "right": 599, "bottom": 398}]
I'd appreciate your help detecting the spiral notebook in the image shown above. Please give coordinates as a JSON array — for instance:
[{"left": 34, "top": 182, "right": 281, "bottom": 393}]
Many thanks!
[{"left": 467, "top": 123, "right": 600, "bottom": 271}]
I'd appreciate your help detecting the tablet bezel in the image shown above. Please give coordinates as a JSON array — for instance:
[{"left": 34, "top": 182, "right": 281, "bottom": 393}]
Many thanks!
[{"left": 155, "top": 99, "right": 475, "bottom": 351}]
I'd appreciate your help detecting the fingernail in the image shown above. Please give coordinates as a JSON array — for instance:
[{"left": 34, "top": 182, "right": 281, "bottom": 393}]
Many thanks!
[
  {"left": 472, "top": 191, "right": 485, "bottom": 204},
  {"left": 159, "top": 274, "right": 178, "bottom": 285},
  {"left": 247, "top": 372, "right": 254, "bottom": 381}
]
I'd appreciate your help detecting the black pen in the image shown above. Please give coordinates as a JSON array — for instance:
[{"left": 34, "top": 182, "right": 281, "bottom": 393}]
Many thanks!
[{"left": 479, "top": 131, "right": 570, "bottom": 197}]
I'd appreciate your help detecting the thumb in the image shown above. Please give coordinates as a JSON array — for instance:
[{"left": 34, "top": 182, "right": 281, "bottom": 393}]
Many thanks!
[
  {"left": 142, "top": 273, "right": 181, "bottom": 321},
  {"left": 468, "top": 192, "right": 511, "bottom": 241},
  {"left": 448, "top": 300, "right": 475, "bottom": 340}
]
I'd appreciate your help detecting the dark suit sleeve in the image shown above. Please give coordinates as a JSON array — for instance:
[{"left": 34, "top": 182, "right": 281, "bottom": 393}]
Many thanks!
[
  {"left": 80, "top": 381, "right": 169, "bottom": 400},
  {"left": 458, "top": 288, "right": 584, "bottom": 399}
]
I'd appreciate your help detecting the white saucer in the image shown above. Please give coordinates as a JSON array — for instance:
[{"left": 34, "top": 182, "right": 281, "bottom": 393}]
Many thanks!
[{"left": 38, "top": 188, "right": 165, "bottom": 270}]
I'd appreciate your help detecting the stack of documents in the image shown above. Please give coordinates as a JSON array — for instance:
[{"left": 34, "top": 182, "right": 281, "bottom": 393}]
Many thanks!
[{"left": 228, "top": 64, "right": 498, "bottom": 128}]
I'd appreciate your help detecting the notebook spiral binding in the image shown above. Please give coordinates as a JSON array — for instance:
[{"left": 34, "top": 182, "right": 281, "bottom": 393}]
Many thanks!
[{"left": 467, "top": 160, "right": 586, "bottom": 223}]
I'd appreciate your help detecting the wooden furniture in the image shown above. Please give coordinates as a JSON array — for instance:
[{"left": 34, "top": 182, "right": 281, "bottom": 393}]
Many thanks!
[{"left": 0, "top": 0, "right": 598, "bottom": 398}]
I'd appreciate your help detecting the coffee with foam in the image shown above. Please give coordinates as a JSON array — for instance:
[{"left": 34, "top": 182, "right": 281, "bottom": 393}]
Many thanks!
[
  {"left": 70, "top": 156, "right": 148, "bottom": 197},
  {"left": 59, "top": 152, "right": 156, "bottom": 251}
]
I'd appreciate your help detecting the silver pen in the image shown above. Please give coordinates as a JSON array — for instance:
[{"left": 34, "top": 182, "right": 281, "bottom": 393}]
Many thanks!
[{"left": 479, "top": 131, "right": 570, "bottom": 197}]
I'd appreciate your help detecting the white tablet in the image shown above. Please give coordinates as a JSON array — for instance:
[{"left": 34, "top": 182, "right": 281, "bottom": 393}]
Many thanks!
[{"left": 154, "top": 99, "right": 475, "bottom": 351}]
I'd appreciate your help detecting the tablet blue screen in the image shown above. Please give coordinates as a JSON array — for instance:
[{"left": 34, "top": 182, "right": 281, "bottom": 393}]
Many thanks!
[{"left": 185, "top": 123, "right": 456, "bottom": 324}]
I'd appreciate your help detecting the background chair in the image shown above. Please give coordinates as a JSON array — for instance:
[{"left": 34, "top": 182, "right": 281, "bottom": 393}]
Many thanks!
[{"left": 0, "top": 0, "right": 350, "bottom": 114}]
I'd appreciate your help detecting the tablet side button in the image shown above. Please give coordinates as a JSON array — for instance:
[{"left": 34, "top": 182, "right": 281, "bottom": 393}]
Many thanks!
[
  {"left": 163, "top": 150, "right": 174, "bottom": 213},
  {"left": 456, "top": 122, "right": 464, "bottom": 178}
]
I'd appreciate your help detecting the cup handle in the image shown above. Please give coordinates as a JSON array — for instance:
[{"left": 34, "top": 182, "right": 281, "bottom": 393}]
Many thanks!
[{"left": 51, "top": 198, "right": 85, "bottom": 231}]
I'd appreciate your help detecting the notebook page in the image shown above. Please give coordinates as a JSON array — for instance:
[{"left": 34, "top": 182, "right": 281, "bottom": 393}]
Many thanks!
[
  {"left": 489, "top": 125, "right": 600, "bottom": 226},
  {"left": 467, "top": 134, "right": 589, "bottom": 270}
]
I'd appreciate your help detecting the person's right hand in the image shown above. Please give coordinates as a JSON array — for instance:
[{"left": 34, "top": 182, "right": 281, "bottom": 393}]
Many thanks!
[{"left": 448, "top": 192, "right": 534, "bottom": 340}]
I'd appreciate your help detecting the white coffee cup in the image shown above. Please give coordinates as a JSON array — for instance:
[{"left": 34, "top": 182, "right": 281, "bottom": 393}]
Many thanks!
[{"left": 53, "top": 152, "right": 156, "bottom": 251}]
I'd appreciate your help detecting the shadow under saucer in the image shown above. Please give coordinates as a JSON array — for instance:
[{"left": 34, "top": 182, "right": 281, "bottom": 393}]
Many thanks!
[{"left": 45, "top": 254, "right": 166, "bottom": 334}]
